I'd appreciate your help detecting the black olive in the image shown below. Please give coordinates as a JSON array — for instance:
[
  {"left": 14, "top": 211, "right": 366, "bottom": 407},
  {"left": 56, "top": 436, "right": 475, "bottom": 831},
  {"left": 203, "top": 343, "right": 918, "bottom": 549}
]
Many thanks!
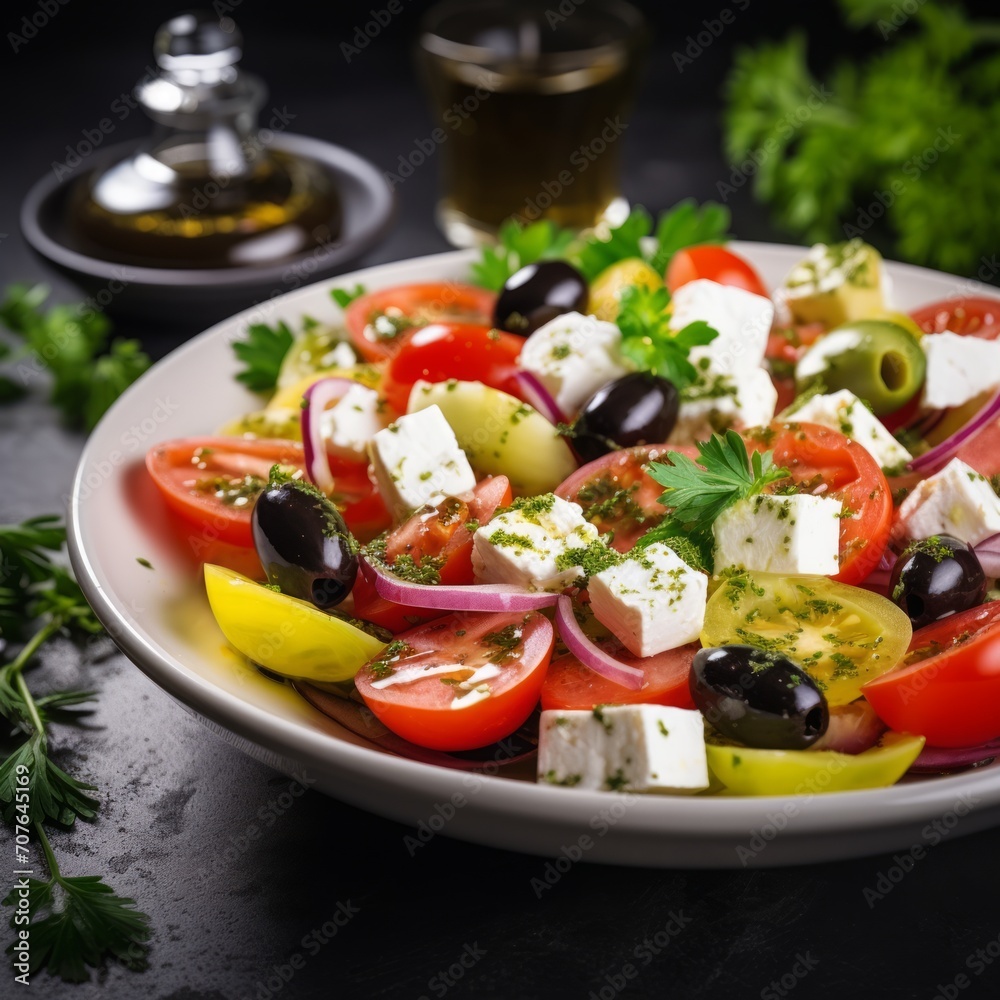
[
  {"left": 889, "top": 534, "right": 986, "bottom": 629},
  {"left": 571, "top": 372, "right": 679, "bottom": 464},
  {"left": 690, "top": 645, "right": 829, "bottom": 750},
  {"left": 252, "top": 480, "right": 358, "bottom": 609},
  {"left": 494, "top": 260, "right": 588, "bottom": 335}
]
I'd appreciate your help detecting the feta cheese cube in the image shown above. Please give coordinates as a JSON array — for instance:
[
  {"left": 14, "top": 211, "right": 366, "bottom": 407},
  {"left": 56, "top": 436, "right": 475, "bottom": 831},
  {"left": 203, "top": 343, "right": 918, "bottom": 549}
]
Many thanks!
[
  {"left": 368, "top": 405, "right": 476, "bottom": 518},
  {"left": 519, "top": 311, "right": 630, "bottom": 416},
  {"left": 669, "top": 367, "right": 778, "bottom": 446},
  {"left": 898, "top": 458, "right": 1000, "bottom": 546},
  {"left": 713, "top": 493, "right": 842, "bottom": 576},
  {"left": 787, "top": 389, "right": 912, "bottom": 470},
  {"left": 472, "top": 494, "right": 601, "bottom": 592},
  {"left": 538, "top": 705, "right": 709, "bottom": 794},
  {"left": 921, "top": 332, "right": 1000, "bottom": 410},
  {"left": 320, "top": 383, "right": 389, "bottom": 461},
  {"left": 670, "top": 279, "right": 774, "bottom": 375},
  {"left": 588, "top": 543, "right": 707, "bottom": 658}
]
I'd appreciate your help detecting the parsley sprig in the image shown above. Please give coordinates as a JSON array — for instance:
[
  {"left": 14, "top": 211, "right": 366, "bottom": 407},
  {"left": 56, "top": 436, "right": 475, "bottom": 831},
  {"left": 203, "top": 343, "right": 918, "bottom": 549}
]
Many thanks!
[
  {"left": 0, "top": 517, "right": 151, "bottom": 981},
  {"left": 615, "top": 285, "right": 718, "bottom": 389},
  {"left": 0, "top": 285, "right": 149, "bottom": 430},
  {"left": 470, "top": 219, "right": 577, "bottom": 291},
  {"left": 639, "top": 431, "right": 790, "bottom": 570},
  {"left": 232, "top": 320, "right": 295, "bottom": 393}
]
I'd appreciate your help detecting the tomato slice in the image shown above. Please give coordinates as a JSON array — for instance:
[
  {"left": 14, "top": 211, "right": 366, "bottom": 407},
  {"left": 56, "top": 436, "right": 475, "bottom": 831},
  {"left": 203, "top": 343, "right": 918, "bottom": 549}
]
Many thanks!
[
  {"left": 380, "top": 323, "right": 523, "bottom": 413},
  {"left": 862, "top": 601, "right": 1000, "bottom": 748},
  {"left": 541, "top": 646, "right": 697, "bottom": 712},
  {"left": 666, "top": 246, "right": 768, "bottom": 297},
  {"left": 744, "top": 422, "right": 893, "bottom": 585},
  {"left": 555, "top": 444, "right": 698, "bottom": 552},
  {"left": 352, "top": 476, "right": 513, "bottom": 632},
  {"left": 909, "top": 296, "right": 1000, "bottom": 340},
  {"left": 146, "top": 437, "right": 306, "bottom": 547},
  {"left": 345, "top": 283, "right": 497, "bottom": 363},
  {"left": 353, "top": 610, "right": 555, "bottom": 750}
]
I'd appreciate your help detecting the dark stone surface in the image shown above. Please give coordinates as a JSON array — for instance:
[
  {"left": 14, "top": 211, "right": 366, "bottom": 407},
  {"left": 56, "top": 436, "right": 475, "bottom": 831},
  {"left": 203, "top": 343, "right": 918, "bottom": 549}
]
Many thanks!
[{"left": 2, "top": 2, "right": 1000, "bottom": 997}]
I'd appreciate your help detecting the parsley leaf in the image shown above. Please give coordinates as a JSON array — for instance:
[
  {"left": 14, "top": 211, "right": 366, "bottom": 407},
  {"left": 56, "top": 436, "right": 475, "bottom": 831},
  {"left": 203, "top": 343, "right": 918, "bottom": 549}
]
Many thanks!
[
  {"left": 0, "top": 285, "right": 149, "bottom": 430},
  {"left": 469, "top": 219, "right": 577, "bottom": 291},
  {"left": 639, "top": 431, "right": 790, "bottom": 568},
  {"left": 574, "top": 208, "right": 654, "bottom": 282},
  {"left": 330, "top": 284, "right": 367, "bottom": 308},
  {"left": 615, "top": 284, "right": 718, "bottom": 389},
  {"left": 232, "top": 320, "right": 294, "bottom": 392}
]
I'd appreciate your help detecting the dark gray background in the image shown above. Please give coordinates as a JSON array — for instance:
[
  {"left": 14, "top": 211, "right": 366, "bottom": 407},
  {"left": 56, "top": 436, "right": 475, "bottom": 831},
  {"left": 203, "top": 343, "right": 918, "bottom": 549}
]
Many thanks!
[{"left": 3, "top": 1, "right": 1000, "bottom": 997}]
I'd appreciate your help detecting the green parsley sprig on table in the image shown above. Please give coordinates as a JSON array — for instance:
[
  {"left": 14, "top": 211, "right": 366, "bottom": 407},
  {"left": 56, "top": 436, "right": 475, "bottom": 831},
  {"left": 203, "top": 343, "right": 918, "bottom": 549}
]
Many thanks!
[
  {"left": 0, "top": 517, "right": 151, "bottom": 982},
  {"left": 0, "top": 285, "right": 150, "bottom": 430},
  {"left": 723, "top": 0, "right": 1000, "bottom": 275},
  {"left": 614, "top": 285, "right": 718, "bottom": 390},
  {"left": 639, "top": 431, "right": 790, "bottom": 571}
]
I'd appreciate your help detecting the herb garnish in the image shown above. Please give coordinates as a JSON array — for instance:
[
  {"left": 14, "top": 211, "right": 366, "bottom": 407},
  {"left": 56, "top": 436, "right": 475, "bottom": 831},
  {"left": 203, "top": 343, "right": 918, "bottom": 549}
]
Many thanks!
[
  {"left": 330, "top": 284, "right": 367, "bottom": 309},
  {"left": 232, "top": 319, "right": 294, "bottom": 392},
  {"left": 470, "top": 219, "right": 576, "bottom": 291}
]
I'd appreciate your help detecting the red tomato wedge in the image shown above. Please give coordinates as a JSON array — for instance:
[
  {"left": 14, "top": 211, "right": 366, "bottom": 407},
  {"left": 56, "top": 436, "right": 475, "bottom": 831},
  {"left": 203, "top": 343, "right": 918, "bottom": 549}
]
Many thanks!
[
  {"left": 354, "top": 610, "right": 555, "bottom": 751},
  {"left": 555, "top": 444, "right": 698, "bottom": 552},
  {"left": 745, "top": 423, "right": 893, "bottom": 585},
  {"left": 909, "top": 296, "right": 1000, "bottom": 340},
  {"left": 541, "top": 645, "right": 698, "bottom": 712},
  {"left": 381, "top": 323, "right": 524, "bottom": 413},
  {"left": 345, "top": 283, "right": 497, "bottom": 363},
  {"left": 352, "top": 476, "right": 513, "bottom": 632},
  {"left": 666, "top": 246, "right": 768, "bottom": 297},
  {"left": 146, "top": 437, "right": 306, "bottom": 547},
  {"left": 863, "top": 602, "right": 1000, "bottom": 748}
]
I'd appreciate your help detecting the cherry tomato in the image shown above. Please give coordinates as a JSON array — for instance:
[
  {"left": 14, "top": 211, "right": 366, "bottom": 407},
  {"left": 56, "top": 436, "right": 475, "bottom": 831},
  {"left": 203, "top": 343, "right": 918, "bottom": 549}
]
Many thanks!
[
  {"left": 744, "top": 422, "right": 893, "bottom": 585},
  {"left": 666, "top": 246, "right": 768, "bottom": 297},
  {"left": 765, "top": 323, "right": 825, "bottom": 413},
  {"left": 380, "top": 323, "right": 524, "bottom": 414},
  {"left": 146, "top": 437, "right": 306, "bottom": 547},
  {"left": 862, "top": 601, "right": 1000, "bottom": 748},
  {"left": 352, "top": 476, "right": 513, "bottom": 632},
  {"left": 909, "top": 296, "right": 1000, "bottom": 340},
  {"left": 354, "top": 610, "right": 555, "bottom": 750},
  {"left": 555, "top": 444, "right": 698, "bottom": 552},
  {"left": 345, "top": 283, "right": 497, "bottom": 363},
  {"left": 541, "top": 646, "right": 697, "bottom": 712}
]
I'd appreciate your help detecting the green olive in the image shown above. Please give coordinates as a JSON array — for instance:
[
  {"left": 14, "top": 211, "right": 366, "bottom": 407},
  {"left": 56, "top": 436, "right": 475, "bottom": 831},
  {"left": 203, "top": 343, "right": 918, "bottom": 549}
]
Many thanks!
[{"left": 794, "top": 319, "right": 926, "bottom": 415}]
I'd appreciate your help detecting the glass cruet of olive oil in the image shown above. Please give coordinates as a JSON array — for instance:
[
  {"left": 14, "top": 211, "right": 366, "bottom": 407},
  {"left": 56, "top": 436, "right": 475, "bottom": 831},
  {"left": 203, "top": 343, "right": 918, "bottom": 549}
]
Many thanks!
[{"left": 68, "top": 10, "right": 340, "bottom": 269}]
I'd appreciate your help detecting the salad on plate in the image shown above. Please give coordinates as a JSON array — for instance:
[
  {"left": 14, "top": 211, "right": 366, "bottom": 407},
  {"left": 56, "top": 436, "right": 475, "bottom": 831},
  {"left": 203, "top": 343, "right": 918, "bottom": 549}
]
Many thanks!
[{"left": 143, "top": 201, "right": 1000, "bottom": 799}]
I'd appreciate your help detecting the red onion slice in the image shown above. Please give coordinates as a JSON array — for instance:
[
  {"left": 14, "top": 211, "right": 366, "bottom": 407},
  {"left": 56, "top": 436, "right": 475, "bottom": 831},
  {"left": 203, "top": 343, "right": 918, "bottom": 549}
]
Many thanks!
[
  {"left": 300, "top": 377, "right": 358, "bottom": 492},
  {"left": 908, "top": 389, "right": 1000, "bottom": 473},
  {"left": 908, "top": 737, "right": 1000, "bottom": 773},
  {"left": 974, "top": 534, "right": 1000, "bottom": 578},
  {"left": 554, "top": 595, "right": 644, "bottom": 690},
  {"left": 512, "top": 370, "right": 567, "bottom": 426},
  {"left": 359, "top": 556, "right": 560, "bottom": 612}
]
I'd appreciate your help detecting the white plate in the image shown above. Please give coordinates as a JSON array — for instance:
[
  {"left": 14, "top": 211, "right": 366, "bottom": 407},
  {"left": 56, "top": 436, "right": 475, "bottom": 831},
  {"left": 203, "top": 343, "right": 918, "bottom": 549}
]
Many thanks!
[{"left": 68, "top": 244, "right": 1000, "bottom": 868}]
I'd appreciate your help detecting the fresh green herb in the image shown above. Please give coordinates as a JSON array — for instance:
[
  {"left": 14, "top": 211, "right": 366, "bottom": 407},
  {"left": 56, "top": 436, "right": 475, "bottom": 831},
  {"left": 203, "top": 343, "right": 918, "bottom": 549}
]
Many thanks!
[
  {"left": 604, "top": 768, "right": 628, "bottom": 792},
  {"left": 367, "top": 639, "right": 414, "bottom": 680},
  {"left": 469, "top": 219, "right": 576, "bottom": 291},
  {"left": 232, "top": 320, "right": 294, "bottom": 392},
  {"left": 482, "top": 624, "right": 524, "bottom": 663},
  {"left": 135, "top": 558, "right": 153, "bottom": 570},
  {"left": 615, "top": 284, "right": 718, "bottom": 389},
  {"left": 592, "top": 705, "right": 614, "bottom": 733},
  {"left": 722, "top": 1, "right": 1000, "bottom": 274},
  {"left": 0, "top": 284, "right": 150, "bottom": 430},
  {"left": 0, "top": 516, "right": 151, "bottom": 980},
  {"left": 330, "top": 284, "right": 367, "bottom": 308},
  {"left": 902, "top": 535, "right": 954, "bottom": 563},
  {"left": 542, "top": 770, "right": 582, "bottom": 787}
]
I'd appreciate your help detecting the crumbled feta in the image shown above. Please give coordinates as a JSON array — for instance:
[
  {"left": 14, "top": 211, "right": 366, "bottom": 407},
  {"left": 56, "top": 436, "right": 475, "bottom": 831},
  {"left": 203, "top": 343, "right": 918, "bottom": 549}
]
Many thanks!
[
  {"left": 518, "top": 311, "right": 631, "bottom": 416},
  {"left": 588, "top": 543, "right": 707, "bottom": 658},
  {"left": 788, "top": 389, "right": 912, "bottom": 470},
  {"left": 669, "top": 367, "right": 778, "bottom": 445},
  {"left": 319, "top": 383, "right": 389, "bottom": 461},
  {"left": 537, "top": 705, "right": 709, "bottom": 794},
  {"left": 368, "top": 405, "right": 476, "bottom": 518},
  {"left": 472, "top": 494, "right": 601, "bottom": 592},
  {"left": 669, "top": 279, "right": 774, "bottom": 375},
  {"left": 713, "top": 493, "right": 843, "bottom": 576},
  {"left": 921, "top": 332, "right": 1000, "bottom": 410},
  {"left": 897, "top": 458, "right": 1000, "bottom": 546}
]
